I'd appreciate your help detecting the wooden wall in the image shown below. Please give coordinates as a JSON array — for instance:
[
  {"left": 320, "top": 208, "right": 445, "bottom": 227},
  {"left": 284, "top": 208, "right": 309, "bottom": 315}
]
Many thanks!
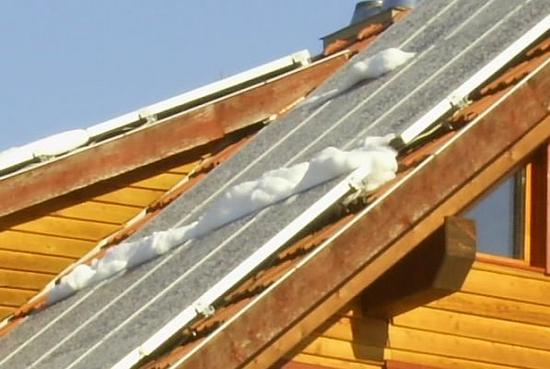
[
  {"left": 0, "top": 157, "right": 202, "bottom": 320},
  {"left": 289, "top": 261, "right": 550, "bottom": 369}
]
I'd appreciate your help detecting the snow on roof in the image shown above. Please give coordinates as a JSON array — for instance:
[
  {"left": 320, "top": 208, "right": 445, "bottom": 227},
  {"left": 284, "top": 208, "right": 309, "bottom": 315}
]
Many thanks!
[{"left": 2, "top": 2, "right": 548, "bottom": 369}]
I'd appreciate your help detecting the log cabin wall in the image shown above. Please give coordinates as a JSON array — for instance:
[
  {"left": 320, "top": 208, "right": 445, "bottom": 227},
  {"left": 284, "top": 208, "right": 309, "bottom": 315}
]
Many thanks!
[
  {"left": 0, "top": 153, "right": 206, "bottom": 320},
  {"left": 289, "top": 260, "right": 550, "bottom": 369}
]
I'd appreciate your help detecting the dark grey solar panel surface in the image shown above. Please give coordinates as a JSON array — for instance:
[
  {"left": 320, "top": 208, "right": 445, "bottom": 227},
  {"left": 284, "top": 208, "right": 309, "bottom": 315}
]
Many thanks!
[{"left": 1, "top": 1, "right": 548, "bottom": 368}]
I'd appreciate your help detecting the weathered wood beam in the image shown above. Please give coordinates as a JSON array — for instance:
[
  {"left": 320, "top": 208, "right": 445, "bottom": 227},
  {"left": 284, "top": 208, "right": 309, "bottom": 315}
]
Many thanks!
[
  {"left": 361, "top": 217, "right": 476, "bottom": 318},
  {"left": 0, "top": 53, "right": 349, "bottom": 219}
]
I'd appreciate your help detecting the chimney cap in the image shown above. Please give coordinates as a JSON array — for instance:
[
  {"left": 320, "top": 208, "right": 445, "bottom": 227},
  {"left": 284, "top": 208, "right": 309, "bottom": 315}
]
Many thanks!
[
  {"left": 350, "top": 0, "right": 384, "bottom": 25},
  {"left": 350, "top": 0, "right": 418, "bottom": 25}
]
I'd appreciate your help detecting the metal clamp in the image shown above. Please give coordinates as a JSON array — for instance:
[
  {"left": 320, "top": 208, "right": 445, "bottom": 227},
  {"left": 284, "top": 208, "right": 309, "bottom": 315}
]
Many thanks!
[
  {"left": 448, "top": 93, "right": 470, "bottom": 110},
  {"left": 138, "top": 109, "right": 158, "bottom": 124},
  {"left": 193, "top": 301, "right": 215, "bottom": 317}
]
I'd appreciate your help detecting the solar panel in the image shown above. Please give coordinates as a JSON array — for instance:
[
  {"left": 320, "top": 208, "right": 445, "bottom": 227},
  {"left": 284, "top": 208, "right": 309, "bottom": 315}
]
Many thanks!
[{"left": 1, "top": 1, "right": 548, "bottom": 368}]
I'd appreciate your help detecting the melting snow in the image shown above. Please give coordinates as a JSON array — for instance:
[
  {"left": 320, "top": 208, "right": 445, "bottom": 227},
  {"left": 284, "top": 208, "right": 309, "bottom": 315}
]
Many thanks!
[
  {"left": 0, "top": 130, "right": 90, "bottom": 172},
  {"left": 45, "top": 48, "right": 415, "bottom": 306},
  {"left": 47, "top": 135, "right": 398, "bottom": 305},
  {"left": 0, "top": 147, "right": 34, "bottom": 172},
  {"left": 306, "top": 48, "right": 416, "bottom": 104},
  {"left": 29, "top": 129, "right": 90, "bottom": 158}
]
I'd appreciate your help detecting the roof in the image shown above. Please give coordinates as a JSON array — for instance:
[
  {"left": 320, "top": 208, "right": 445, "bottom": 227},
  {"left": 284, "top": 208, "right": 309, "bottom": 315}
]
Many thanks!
[
  {"left": 145, "top": 36, "right": 549, "bottom": 369},
  {"left": 0, "top": 24, "right": 362, "bottom": 321},
  {"left": 0, "top": 133, "right": 252, "bottom": 320},
  {"left": 0, "top": 1, "right": 548, "bottom": 369}
]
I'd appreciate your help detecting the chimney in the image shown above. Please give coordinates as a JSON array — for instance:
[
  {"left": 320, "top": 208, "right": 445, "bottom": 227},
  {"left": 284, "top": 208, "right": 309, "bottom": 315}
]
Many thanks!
[{"left": 350, "top": 1, "right": 384, "bottom": 25}]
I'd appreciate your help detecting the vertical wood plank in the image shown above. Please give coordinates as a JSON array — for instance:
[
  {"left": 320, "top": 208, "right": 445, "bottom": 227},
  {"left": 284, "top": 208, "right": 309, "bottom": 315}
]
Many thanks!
[
  {"left": 529, "top": 145, "right": 548, "bottom": 270},
  {"left": 524, "top": 163, "right": 533, "bottom": 264},
  {"left": 546, "top": 144, "right": 550, "bottom": 275}
]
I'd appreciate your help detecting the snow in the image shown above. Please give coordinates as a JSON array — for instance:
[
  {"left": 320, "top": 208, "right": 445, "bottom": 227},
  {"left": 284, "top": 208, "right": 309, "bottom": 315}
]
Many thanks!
[
  {"left": 193, "top": 134, "right": 397, "bottom": 236},
  {"left": 306, "top": 48, "right": 416, "bottom": 104},
  {"left": 0, "top": 146, "right": 34, "bottom": 172},
  {"left": 46, "top": 135, "right": 397, "bottom": 305},
  {"left": 0, "top": 129, "right": 90, "bottom": 173},
  {"left": 28, "top": 129, "right": 90, "bottom": 158},
  {"left": 348, "top": 48, "right": 416, "bottom": 81}
]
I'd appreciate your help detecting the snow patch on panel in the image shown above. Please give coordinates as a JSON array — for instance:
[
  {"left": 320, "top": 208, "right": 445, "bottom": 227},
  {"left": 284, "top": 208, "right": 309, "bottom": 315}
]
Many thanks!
[
  {"left": 0, "top": 147, "right": 35, "bottom": 172},
  {"left": 28, "top": 130, "right": 90, "bottom": 159},
  {"left": 306, "top": 48, "right": 416, "bottom": 104},
  {"left": 0, "top": 129, "right": 90, "bottom": 173},
  {"left": 47, "top": 135, "right": 397, "bottom": 305}
]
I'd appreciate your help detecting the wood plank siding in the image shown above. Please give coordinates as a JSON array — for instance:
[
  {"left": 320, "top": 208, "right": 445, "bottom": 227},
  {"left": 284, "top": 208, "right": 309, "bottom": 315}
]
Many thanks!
[
  {"left": 0, "top": 155, "right": 203, "bottom": 320},
  {"left": 290, "top": 261, "right": 550, "bottom": 369}
]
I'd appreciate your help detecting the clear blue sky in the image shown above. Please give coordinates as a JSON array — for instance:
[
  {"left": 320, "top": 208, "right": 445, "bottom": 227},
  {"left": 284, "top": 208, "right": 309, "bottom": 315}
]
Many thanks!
[{"left": 0, "top": 1, "right": 358, "bottom": 150}]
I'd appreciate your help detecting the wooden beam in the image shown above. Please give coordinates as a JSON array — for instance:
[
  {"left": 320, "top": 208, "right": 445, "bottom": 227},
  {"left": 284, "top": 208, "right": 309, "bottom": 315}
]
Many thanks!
[
  {"left": 546, "top": 144, "right": 550, "bottom": 275},
  {"left": 290, "top": 354, "right": 382, "bottom": 369},
  {"left": 392, "top": 305, "right": 550, "bottom": 351},
  {"left": 175, "top": 57, "right": 550, "bottom": 369},
  {"left": 0, "top": 53, "right": 349, "bottom": 219},
  {"left": 388, "top": 325, "right": 550, "bottom": 368},
  {"left": 428, "top": 291, "right": 550, "bottom": 328},
  {"left": 385, "top": 361, "right": 443, "bottom": 369},
  {"left": 0, "top": 269, "right": 54, "bottom": 291},
  {"left": 361, "top": 217, "right": 476, "bottom": 318},
  {"left": 388, "top": 350, "right": 523, "bottom": 369},
  {"left": 528, "top": 145, "right": 548, "bottom": 270},
  {"left": 277, "top": 361, "right": 337, "bottom": 369},
  {"left": 0, "top": 250, "right": 75, "bottom": 274}
]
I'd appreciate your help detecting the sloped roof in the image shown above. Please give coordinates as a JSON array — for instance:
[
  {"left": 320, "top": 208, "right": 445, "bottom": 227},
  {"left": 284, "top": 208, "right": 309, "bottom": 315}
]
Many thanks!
[
  {"left": 0, "top": 135, "right": 251, "bottom": 321},
  {"left": 0, "top": 24, "right": 373, "bottom": 322},
  {"left": 0, "top": 2, "right": 406, "bottom": 358},
  {"left": 141, "top": 37, "right": 549, "bottom": 369},
  {"left": 0, "top": 2, "right": 548, "bottom": 369}
]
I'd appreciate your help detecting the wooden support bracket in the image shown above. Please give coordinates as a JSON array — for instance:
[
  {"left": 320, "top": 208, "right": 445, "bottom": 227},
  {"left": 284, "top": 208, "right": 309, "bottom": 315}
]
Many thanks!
[{"left": 361, "top": 216, "right": 476, "bottom": 318}]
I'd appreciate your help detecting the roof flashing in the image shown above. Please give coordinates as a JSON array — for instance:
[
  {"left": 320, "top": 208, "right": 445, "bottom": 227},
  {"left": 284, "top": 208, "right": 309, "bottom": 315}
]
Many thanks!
[{"left": 322, "top": 8, "right": 397, "bottom": 48}]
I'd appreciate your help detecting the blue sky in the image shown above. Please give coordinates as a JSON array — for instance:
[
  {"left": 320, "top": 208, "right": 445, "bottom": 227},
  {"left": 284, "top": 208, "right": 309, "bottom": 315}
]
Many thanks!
[{"left": 0, "top": 1, "right": 358, "bottom": 150}]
